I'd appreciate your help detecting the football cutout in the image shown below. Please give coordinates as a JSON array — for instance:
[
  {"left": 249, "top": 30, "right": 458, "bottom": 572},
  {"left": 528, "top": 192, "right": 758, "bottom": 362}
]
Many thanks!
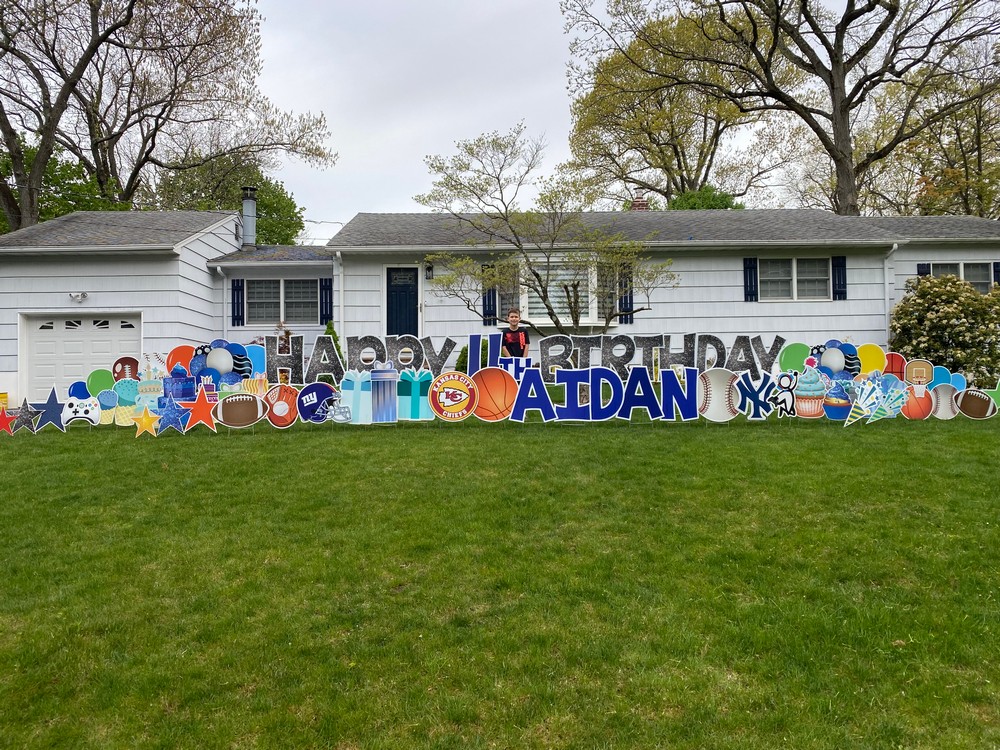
[
  {"left": 954, "top": 388, "right": 998, "bottom": 420},
  {"left": 471, "top": 367, "right": 518, "bottom": 422},
  {"left": 264, "top": 384, "right": 300, "bottom": 428},
  {"left": 113, "top": 356, "right": 141, "bottom": 382},
  {"left": 213, "top": 393, "right": 268, "bottom": 428}
]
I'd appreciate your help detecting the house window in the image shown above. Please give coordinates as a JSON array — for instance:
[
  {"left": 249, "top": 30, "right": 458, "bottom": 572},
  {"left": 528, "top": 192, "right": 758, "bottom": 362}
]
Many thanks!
[
  {"left": 525, "top": 265, "right": 594, "bottom": 323},
  {"left": 931, "top": 262, "right": 992, "bottom": 294},
  {"left": 246, "top": 279, "right": 319, "bottom": 325},
  {"left": 759, "top": 258, "right": 830, "bottom": 300},
  {"left": 483, "top": 261, "right": 633, "bottom": 326}
]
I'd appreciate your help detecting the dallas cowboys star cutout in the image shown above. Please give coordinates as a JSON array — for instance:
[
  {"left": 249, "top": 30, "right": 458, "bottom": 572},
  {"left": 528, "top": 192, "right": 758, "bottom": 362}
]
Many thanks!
[
  {"left": 156, "top": 394, "right": 191, "bottom": 435},
  {"left": 132, "top": 406, "right": 160, "bottom": 437},
  {"left": 11, "top": 399, "right": 42, "bottom": 434},
  {"left": 0, "top": 407, "right": 15, "bottom": 435},
  {"left": 180, "top": 385, "right": 217, "bottom": 432},
  {"left": 31, "top": 387, "right": 66, "bottom": 432},
  {"left": 985, "top": 379, "right": 1000, "bottom": 409}
]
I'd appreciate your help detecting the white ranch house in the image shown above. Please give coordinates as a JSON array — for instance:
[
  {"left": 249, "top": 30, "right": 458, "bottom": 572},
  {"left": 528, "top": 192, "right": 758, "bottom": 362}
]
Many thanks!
[{"left": 2, "top": 194, "right": 999, "bottom": 402}]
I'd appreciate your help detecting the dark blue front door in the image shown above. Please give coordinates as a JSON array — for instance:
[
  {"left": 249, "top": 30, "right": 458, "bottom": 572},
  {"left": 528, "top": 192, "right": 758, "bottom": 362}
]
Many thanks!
[{"left": 387, "top": 267, "right": 418, "bottom": 336}]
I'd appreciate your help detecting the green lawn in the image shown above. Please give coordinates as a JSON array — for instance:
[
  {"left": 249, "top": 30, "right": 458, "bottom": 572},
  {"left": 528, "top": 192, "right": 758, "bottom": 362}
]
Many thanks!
[{"left": 1, "top": 418, "right": 998, "bottom": 749}]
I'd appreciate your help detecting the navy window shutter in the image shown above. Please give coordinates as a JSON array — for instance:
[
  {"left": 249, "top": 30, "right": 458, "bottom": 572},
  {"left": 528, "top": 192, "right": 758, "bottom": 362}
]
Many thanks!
[
  {"left": 231, "top": 278, "right": 245, "bottom": 327},
  {"left": 618, "top": 266, "right": 634, "bottom": 324},
  {"left": 832, "top": 256, "right": 847, "bottom": 300},
  {"left": 320, "top": 277, "right": 333, "bottom": 324},
  {"left": 482, "top": 264, "right": 497, "bottom": 325},
  {"left": 916, "top": 263, "right": 931, "bottom": 276},
  {"left": 743, "top": 257, "right": 759, "bottom": 302},
  {"left": 993, "top": 261, "right": 1000, "bottom": 286}
]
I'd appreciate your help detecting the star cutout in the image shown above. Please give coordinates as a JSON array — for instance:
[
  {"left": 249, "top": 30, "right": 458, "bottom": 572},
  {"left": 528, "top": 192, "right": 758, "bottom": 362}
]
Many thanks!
[
  {"left": 180, "top": 385, "right": 218, "bottom": 432},
  {"left": 984, "top": 379, "right": 1000, "bottom": 409},
  {"left": 11, "top": 399, "right": 42, "bottom": 434},
  {"left": 0, "top": 407, "right": 15, "bottom": 435},
  {"left": 132, "top": 406, "right": 160, "bottom": 437},
  {"left": 31, "top": 387, "right": 66, "bottom": 432},
  {"left": 156, "top": 394, "right": 191, "bottom": 435}
]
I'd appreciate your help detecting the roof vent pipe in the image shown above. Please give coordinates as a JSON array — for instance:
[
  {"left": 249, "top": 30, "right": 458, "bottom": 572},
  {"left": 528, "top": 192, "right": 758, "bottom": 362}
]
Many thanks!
[{"left": 241, "top": 186, "right": 257, "bottom": 248}]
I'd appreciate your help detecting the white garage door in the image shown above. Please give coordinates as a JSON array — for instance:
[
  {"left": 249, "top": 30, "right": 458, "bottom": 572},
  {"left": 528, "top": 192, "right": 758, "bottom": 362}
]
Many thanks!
[{"left": 25, "top": 315, "right": 142, "bottom": 401}]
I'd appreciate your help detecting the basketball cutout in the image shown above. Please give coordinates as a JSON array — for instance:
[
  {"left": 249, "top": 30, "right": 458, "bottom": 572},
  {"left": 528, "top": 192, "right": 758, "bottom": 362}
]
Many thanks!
[
  {"left": 884, "top": 352, "right": 906, "bottom": 380},
  {"left": 901, "top": 386, "right": 932, "bottom": 420},
  {"left": 471, "top": 367, "right": 518, "bottom": 422}
]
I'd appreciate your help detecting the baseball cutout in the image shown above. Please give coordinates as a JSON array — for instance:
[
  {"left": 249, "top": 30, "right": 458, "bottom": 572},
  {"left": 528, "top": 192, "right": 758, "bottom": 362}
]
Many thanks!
[{"left": 698, "top": 368, "right": 740, "bottom": 423}]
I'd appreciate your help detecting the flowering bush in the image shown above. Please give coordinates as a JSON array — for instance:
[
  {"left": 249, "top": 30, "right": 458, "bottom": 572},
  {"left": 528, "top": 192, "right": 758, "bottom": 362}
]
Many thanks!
[{"left": 889, "top": 274, "right": 1000, "bottom": 386}]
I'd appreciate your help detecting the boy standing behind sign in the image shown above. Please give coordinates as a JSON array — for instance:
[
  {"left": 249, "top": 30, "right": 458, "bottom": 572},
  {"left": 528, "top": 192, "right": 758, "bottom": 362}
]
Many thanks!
[{"left": 500, "top": 307, "right": 529, "bottom": 359}]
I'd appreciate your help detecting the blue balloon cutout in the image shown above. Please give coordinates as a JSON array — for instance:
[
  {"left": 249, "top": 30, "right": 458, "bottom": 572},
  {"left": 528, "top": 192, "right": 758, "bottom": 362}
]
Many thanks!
[
  {"left": 68, "top": 380, "right": 91, "bottom": 399},
  {"left": 951, "top": 372, "right": 967, "bottom": 392},
  {"left": 929, "top": 365, "right": 951, "bottom": 391},
  {"left": 246, "top": 344, "right": 267, "bottom": 377},
  {"left": 838, "top": 343, "right": 858, "bottom": 356},
  {"left": 219, "top": 371, "right": 243, "bottom": 386},
  {"left": 189, "top": 353, "right": 208, "bottom": 378},
  {"left": 224, "top": 342, "right": 247, "bottom": 357},
  {"left": 210, "top": 338, "right": 229, "bottom": 349},
  {"left": 824, "top": 339, "right": 842, "bottom": 349},
  {"left": 817, "top": 366, "right": 834, "bottom": 379}
]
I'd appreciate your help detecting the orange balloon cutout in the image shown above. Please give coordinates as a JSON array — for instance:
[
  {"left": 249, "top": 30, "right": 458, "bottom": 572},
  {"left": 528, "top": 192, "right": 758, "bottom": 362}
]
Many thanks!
[{"left": 166, "top": 345, "right": 196, "bottom": 375}]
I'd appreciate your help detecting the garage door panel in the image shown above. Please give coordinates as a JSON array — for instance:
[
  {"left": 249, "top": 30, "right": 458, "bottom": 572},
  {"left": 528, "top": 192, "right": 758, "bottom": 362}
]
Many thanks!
[{"left": 25, "top": 315, "right": 142, "bottom": 402}]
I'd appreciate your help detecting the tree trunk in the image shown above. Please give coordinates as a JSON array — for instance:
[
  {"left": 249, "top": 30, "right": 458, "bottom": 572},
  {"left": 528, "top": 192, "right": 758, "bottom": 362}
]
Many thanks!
[{"left": 830, "top": 76, "right": 861, "bottom": 216}]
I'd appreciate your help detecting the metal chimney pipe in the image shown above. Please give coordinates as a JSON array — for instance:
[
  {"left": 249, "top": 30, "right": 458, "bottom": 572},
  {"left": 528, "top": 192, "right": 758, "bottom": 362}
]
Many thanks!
[{"left": 241, "top": 186, "right": 258, "bottom": 247}]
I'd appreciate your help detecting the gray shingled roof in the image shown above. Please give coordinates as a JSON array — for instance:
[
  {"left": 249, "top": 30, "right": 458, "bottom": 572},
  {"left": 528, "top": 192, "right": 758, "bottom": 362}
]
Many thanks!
[
  {"left": 853, "top": 215, "right": 1000, "bottom": 239},
  {"left": 0, "top": 210, "right": 234, "bottom": 248},
  {"left": 326, "top": 209, "right": 913, "bottom": 248},
  {"left": 212, "top": 244, "right": 333, "bottom": 263}
]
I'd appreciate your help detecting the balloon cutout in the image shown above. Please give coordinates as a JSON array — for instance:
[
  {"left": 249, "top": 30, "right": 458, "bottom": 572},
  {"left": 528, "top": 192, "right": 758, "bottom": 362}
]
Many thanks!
[
  {"left": 167, "top": 345, "right": 196, "bottom": 375},
  {"left": 205, "top": 347, "right": 234, "bottom": 375},
  {"left": 856, "top": 343, "right": 887, "bottom": 376},
  {"left": 819, "top": 347, "right": 845, "bottom": 374},
  {"left": 68, "top": 381, "right": 91, "bottom": 399},
  {"left": 86, "top": 369, "right": 115, "bottom": 397},
  {"left": 188, "top": 354, "right": 208, "bottom": 378},
  {"left": 778, "top": 342, "right": 810, "bottom": 373}
]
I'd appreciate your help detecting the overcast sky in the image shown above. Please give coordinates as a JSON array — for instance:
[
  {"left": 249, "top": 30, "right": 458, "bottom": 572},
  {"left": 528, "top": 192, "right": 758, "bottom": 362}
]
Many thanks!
[{"left": 256, "top": 1, "right": 577, "bottom": 244}]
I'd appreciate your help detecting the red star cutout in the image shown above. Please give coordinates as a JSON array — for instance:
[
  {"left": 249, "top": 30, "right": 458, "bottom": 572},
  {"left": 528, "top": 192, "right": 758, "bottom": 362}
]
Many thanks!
[
  {"left": 0, "top": 407, "right": 14, "bottom": 435},
  {"left": 180, "top": 385, "right": 217, "bottom": 432}
]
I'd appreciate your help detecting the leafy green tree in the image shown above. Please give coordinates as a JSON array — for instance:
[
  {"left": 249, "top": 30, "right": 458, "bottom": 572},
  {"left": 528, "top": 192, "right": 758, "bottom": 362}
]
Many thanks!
[
  {"left": 0, "top": 140, "right": 127, "bottom": 234},
  {"left": 568, "top": 14, "right": 785, "bottom": 207},
  {"left": 140, "top": 156, "right": 305, "bottom": 245},
  {"left": 668, "top": 185, "right": 743, "bottom": 210},
  {"left": 415, "top": 124, "right": 677, "bottom": 336},
  {"left": 889, "top": 274, "right": 1000, "bottom": 386},
  {"left": 0, "top": 0, "right": 334, "bottom": 231},
  {"left": 565, "top": 0, "right": 1000, "bottom": 216}
]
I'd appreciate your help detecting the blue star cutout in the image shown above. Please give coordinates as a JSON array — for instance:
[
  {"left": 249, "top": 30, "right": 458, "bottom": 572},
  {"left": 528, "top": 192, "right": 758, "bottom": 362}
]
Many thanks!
[
  {"left": 31, "top": 387, "right": 66, "bottom": 432},
  {"left": 11, "top": 399, "right": 42, "bottom": 434},
  {"left": 156, "top": 394, "right": 191, "bottom": 435}
]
